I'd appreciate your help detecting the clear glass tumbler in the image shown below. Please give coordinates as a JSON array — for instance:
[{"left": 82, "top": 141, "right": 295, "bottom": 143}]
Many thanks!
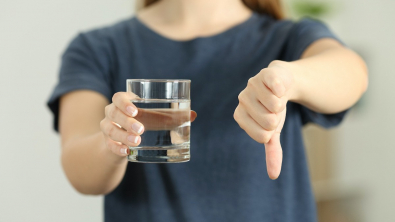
[{"left": 126, "top": 79, "right": 191, "bottom": 163}]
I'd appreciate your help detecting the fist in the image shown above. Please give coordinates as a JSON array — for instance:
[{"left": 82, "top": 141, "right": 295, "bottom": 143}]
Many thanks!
[{"left": 234, "top": 61, "right": 295, "bottom": 179}]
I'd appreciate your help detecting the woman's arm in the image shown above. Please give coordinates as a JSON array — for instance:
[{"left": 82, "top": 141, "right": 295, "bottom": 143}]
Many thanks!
[
  {"left": 234, "top": 38, "right": 368, "bottom": 179},
  {"left": 59, "top": 91, "right": 131, "bottom": 195},
  {"left": 284, "top": 38, "right": 368, "bottom": 113},
  {"left": 59, "top": 90, "right": 197, "bottom": 195}
]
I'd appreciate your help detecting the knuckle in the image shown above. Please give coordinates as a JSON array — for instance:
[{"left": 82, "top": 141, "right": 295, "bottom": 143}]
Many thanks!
[
  {"left": 105, "top": 104, "right": 117, "bottom": 120},
  {"left": 99, "top": 119, "right": 106, "bottom": 131},
  {"left": 247, "top": 77, "right": 260, "bottom": 89},
  {"left": 108, "top": 107, "right": 117, "bottom": 120},
  {"left": 271, "top": 100, "right": 283, "bottom": 113},
  {"left": 271, "top": 77, "right": 282, "bottom": 88},
  {"left": 257, "top": 69, "right": 266, "bottom": 79},
  {"left": 264, "top": 70, "right": 275, "bottom": 80},
  {"left": 111, "top": 144, "right": 120, "bottom": 154},
  {"left": 105, "top": 138, "right": 114, "bottom": 150},
  {"left": 266, "top": 114, "right": 278, "bottom": 130},
  {"left": 112, "top": 92, "right": 122, "bottom": 103},
  {"left": 238, "top": 91, "right": 248, "bottom": 105},
  {"left": 107, "top": 125, "right": 115, "bottom": 138},
  {"left": 110, "top": 144, "right": 119, "bottom": 154},
  {"left": 256, "top": 131, "right": 271, "bottom": 144},
  {"left": 237, "top": 91, "right": 244, "bottom": 102},
  {"left": 247, "top": 77, "right": 255, "bottom": 86},
  {"left": 233, "top": 110, "right": 244, "bottom": 129},
  {"left": 233, "top": 110, "right": 238, "bottom": 121},
  {"left": 269, "top": 60, "right": 282, "bottom": 67},
  {"left": 104, "top": 105, "right": 110, "bottom": 116},
  {"left": 233, "top": 109, "right": 241, "bottom": 123},
  {"left": 271, "top": 78, "right": 284, "bottom": 93}
]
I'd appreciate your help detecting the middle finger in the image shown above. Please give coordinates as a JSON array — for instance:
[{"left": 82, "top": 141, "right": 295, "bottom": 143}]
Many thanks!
[
  {"left": 105, "top": 104, "right": 144, "bottom": 135},
  {"left": 239, "top": 90, "right": 280, "bottom": 131}
]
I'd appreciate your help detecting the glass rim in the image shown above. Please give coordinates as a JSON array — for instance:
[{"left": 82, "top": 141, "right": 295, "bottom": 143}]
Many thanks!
[{"left": 127, "top": 79, "right": 191, "bottom": 83}]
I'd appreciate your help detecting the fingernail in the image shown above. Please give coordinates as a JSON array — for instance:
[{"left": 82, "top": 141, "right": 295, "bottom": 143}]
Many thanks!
[
  {"left": 126, "top": 106, "right": 138, "bottom": 117},
  {"left": 132, "top": 123, "right": 144, "bottom": 134},
  {"left": 120, "top": 148, "right": 128, "bottom": 155},
  {"left": 127, "top": 135, "right": 139, "bottom": 144}
]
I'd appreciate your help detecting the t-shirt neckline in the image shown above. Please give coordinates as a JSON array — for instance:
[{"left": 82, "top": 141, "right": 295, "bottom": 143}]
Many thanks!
[{"left": 132, "top": 12, "right": 260, "bottom": 44}]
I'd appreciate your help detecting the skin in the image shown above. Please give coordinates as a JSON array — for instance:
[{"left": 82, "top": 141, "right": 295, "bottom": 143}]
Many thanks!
[
  {"left": 59, "top": 0, "right": 368, "bottom": 195},
  {"left": 234, "top": 39, "right": 367, "bottom": 179}
]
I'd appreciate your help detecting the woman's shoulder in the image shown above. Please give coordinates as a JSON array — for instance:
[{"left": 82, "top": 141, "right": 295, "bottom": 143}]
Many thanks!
[
  {"left": 61, "top": 17, "right": 143, "bottom": 59},
  {"left": 255, "top": 13, "right": 329, "bottom": 34},
  {"left": 253, "top": 14, "right": 335, "bottom": 46},
  {"left": 76, "top": 17, "right": 137, "bottom": 42}
]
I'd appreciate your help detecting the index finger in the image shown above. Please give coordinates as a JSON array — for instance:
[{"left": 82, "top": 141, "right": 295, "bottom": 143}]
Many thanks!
[
  {"left": 112, "top": 92, "right": 139, "bottom": 117},
  {"left": 259, "top": 69, "right": 286, "bottom": 98}
]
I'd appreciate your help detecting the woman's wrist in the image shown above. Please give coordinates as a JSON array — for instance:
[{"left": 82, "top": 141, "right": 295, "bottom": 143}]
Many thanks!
[{"left": 267, "top": 60, "right": 303, "bottom": 102}]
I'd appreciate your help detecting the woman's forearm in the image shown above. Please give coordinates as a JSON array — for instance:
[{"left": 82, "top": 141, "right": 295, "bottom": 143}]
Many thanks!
[
  {"left": 285, "top": 44, "right": 368, "bottom": 114},
  {"left": 59, "top": 91, "right": 131, "bottom": 195},
  {"left": 61, "top": 132, "right": 128, "bottom": 195}
]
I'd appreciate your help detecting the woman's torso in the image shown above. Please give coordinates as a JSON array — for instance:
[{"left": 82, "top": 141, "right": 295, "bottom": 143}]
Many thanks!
[
  {"left": 49, "top": 12, "right": 345, "bottom": 222},
  {"left": 101, "top": 13, "right": 316, "bottom": 222}
]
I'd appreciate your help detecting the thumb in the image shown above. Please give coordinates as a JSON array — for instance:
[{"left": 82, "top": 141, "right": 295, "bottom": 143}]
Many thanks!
[
  {"left": 190, "top": 110, "right": 197, "bottom": 122},
  {"left": 265, "top": 133, "right": 282, "bottom": 180},
  {"left": 265, "top": 108, "right": 286, "bottom": 180}
]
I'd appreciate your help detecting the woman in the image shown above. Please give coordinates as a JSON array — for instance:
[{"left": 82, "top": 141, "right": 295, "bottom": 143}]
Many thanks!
[{"left": 48, "top": 0, "right": 368, "bottom": 221}]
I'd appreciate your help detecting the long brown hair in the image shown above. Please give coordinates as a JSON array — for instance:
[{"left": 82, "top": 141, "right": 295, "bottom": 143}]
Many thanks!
[{"left": 137, "top": 0, "right": 284, "bottom": 20}]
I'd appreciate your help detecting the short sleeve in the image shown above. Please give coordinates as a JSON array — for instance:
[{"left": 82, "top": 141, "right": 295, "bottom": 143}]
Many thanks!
[
  {"left": 284, "top": 18, "right": 343, "bottom": 61},
  {"left": 299, "top": 106, "right": 348, "bottom": 128},
  {"left": 285, "top": 18, "right": 348, "bottom": 128},
  {"left": 47, "top": 32, "right": 113, "bottom": 131}
]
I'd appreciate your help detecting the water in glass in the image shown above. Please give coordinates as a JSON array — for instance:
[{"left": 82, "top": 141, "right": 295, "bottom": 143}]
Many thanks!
[{"left": 128, "top": 99, "right": 190, "bottom": 163}]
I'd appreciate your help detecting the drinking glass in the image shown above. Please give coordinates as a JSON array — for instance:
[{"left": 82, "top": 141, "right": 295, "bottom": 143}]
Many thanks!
[{"left": 126, "top": 79, "right": 191, "bottom": 163}]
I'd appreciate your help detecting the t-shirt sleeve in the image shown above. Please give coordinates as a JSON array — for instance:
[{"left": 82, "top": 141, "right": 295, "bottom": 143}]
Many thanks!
[
  {"left": 285, "top": 18, "right": 348, "bottom": 128},
  {"left": 47, "top": 32, "right": 113, "bottom": 132}
]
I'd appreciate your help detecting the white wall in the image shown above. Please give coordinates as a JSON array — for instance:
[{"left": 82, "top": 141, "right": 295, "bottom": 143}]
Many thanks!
[
  {"left": 1, "top": 0, "right": 394, "bottom": 221},
  {"left": 327, "top": 1, "right": 395, "bottom": 221},
  {"left": 283, "top": 1, "right": 395, "bottom": 220},
  {"left": 0, "top": 1, "right": 134, "bottom": 221}
]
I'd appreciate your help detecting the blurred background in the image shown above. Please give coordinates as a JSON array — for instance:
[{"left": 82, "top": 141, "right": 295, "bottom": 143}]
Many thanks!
[{"left": 0, "top": 0, "right": 394, "bottom": 221}]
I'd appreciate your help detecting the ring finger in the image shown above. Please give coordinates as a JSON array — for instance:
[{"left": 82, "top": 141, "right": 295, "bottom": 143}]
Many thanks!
[
  {"left": 104, "top": 137, "right": 130, "bottom": 156},
  {"left": 234, "top": 105, "right": 274, "bottom": 144},
  {"left": 100, "top": 118, "right": 141, "bottom": 147}
]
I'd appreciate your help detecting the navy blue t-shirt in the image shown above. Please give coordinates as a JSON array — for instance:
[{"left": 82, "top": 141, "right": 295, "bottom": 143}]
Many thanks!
[{"left": 48, "top": 13, "right": 347, "bottom": 222}]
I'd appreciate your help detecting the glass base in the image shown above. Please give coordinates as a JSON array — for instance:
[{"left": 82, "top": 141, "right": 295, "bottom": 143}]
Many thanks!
[{"left": 128, "top": 145, "right": 190, "bottom": 163}]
